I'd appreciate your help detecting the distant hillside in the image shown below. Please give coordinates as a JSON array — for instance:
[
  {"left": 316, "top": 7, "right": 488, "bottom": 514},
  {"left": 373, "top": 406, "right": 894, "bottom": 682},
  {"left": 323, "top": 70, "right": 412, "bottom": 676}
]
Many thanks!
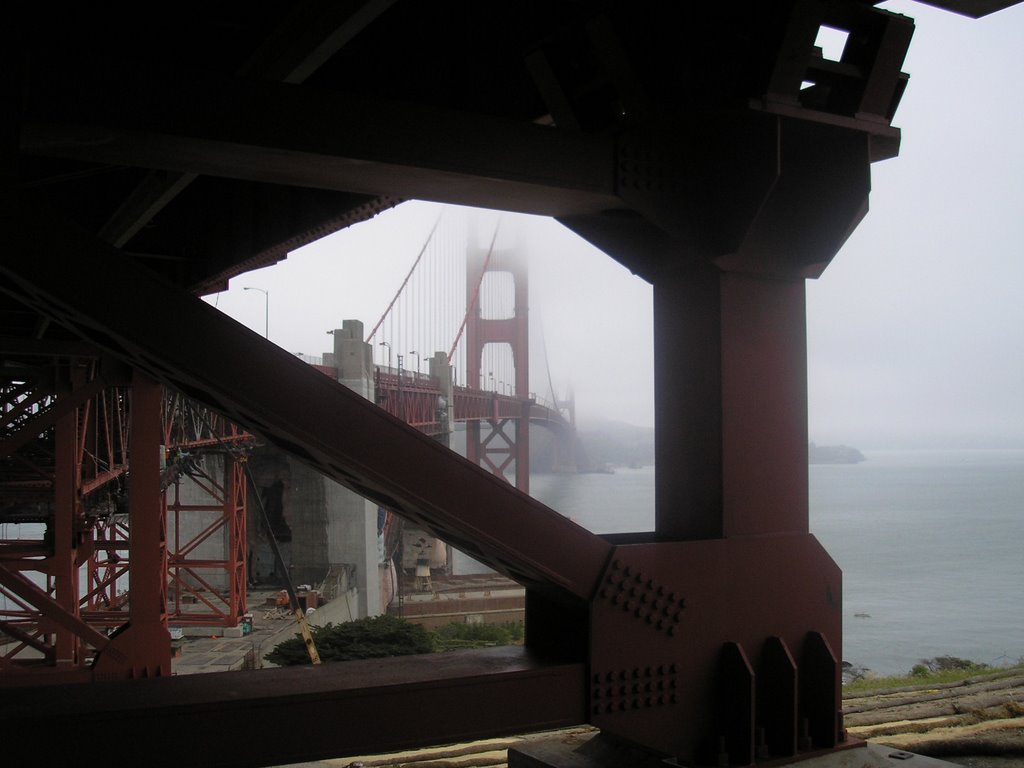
[{"left": 809, "top": 442, "right": 865, "bottom": 464}]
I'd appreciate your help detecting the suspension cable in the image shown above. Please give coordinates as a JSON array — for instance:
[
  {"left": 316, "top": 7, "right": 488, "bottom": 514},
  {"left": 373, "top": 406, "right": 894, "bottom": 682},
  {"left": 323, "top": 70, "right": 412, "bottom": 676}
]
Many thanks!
[{"left": 365, "top": 212, "right": 442, "bottom": 344}]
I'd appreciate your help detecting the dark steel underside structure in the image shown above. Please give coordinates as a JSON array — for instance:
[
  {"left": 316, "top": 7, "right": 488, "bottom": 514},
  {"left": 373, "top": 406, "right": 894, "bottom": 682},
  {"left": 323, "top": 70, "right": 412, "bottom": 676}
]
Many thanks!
[{"left": 2, "top": 1, "right": 1017, "bottom": 766}]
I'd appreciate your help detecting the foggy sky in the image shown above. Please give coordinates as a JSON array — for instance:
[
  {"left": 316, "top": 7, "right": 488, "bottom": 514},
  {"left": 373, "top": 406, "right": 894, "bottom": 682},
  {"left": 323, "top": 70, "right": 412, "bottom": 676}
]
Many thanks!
[
  {"left": 205, "top": 0, "right": 1023, "bottom": 450},
  {"left": 807, "top": 0, "right": 1024, "bottom": 448}
]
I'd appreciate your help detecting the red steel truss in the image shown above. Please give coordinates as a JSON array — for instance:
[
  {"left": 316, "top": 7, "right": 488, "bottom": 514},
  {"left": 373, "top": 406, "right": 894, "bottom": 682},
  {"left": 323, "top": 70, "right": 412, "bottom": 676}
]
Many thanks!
[
  {"left": 0, "top": 358, "right": 253, "bottom": 684},
  {"left": 166, "top": 452, "right": 248, "bottom": 626},
  {"left": 162, "top": 393, "right": 252, "bottom": 627}
]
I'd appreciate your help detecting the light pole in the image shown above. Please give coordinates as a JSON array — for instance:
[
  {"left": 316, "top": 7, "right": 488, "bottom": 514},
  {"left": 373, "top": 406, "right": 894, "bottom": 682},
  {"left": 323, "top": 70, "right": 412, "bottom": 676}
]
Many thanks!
[
  {"left": 379, "top": 341, "right": 391, "bottom": 370},
  {"left": 409, "top": 351, "right": 421, "bottom": 377},
  {"left": 243, "top": 287, "right": 268, "bottom": 339}
]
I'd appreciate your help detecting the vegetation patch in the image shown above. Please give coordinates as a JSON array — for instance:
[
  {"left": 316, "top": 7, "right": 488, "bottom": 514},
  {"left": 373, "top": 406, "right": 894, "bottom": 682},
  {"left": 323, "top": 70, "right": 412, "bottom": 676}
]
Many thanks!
[
  {"left": 265, "top": 617, "right": 524, "bottom": 666},
  {"left": 844, "top": 657, "right": 1024, "bottom": 694},
  {"left": 264, "top": 615, "right": 434, "bottom": 666},
  {"left": 431, "top": 621, "right": 523, "bottom": 651}
]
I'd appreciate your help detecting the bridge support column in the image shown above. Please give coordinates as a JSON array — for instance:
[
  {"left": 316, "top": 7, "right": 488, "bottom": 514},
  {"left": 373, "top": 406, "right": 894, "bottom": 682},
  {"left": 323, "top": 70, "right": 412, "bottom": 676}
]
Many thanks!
[
  {"left": 93, "top": 370, "right": 171, "bottom": 679},
  {"left": 326, "top": 320, "right": 382, "bottom": 617},
  {"left": 465, "top": 237, "right": 531, "bottom": 492},
  {"left": 654, "top": 264, "right": 808, "bottom": 539}
]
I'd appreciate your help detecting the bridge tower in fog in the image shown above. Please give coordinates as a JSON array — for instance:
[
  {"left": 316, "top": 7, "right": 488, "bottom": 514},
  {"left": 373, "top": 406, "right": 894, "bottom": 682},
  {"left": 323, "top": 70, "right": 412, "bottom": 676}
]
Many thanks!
[{"left": 464, "top": 229, "right": 531, "bottom": 492}]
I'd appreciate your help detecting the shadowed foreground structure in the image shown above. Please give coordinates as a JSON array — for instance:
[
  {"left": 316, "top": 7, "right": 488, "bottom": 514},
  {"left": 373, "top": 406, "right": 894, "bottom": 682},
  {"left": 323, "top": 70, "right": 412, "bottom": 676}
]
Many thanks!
[{"left": 2, "top": 1, "right": 1018, "bottom": 766}]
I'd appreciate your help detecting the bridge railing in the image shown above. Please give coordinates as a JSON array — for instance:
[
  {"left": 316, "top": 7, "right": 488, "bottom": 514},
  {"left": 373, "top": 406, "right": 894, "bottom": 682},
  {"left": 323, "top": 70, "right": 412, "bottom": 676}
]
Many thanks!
[{"left": 306, "top": 360, "right": 569, "bottom": 430}]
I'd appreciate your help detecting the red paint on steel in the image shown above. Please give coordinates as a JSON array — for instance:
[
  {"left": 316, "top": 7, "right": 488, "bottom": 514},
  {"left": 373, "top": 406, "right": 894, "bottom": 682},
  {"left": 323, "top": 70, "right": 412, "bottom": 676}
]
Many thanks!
[{"left": 589, "top": 534, "right": 842, "bottom": 763}]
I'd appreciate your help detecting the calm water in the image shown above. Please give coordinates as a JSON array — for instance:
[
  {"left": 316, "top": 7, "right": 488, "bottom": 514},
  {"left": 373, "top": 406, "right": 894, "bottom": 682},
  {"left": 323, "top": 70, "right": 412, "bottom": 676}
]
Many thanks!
[{"left": 531, "top": 451, "right": 1024, "bottom": 677}]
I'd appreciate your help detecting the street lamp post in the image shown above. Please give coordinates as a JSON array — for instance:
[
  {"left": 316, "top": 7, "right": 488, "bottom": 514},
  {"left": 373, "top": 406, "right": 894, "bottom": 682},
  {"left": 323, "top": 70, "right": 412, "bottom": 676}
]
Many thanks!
[
  {"left": 379, "top": 341, "right": 392, "bottom": 370},
  {"left": 409, "top": 351, "right": 420, "bottom": 378},
  {"left": 243, "top": 287, "right": 268, "bottom": 339}
]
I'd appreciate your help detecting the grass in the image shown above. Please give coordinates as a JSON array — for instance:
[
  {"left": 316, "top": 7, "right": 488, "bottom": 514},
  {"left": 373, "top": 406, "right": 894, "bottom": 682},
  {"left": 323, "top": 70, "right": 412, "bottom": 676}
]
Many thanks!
[{"left": 843, "top": 659, "right": 1024, "bottom": 695}]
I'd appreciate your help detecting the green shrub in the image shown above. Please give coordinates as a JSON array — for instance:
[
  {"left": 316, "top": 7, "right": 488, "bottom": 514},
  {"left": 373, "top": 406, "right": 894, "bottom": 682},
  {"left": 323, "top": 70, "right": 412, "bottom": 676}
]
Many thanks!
[
  {"left": 265, "top": 615, "right": 434, "bottom": 666},
  {"left": 918, "top": 655, "right": 987, "bottom": 674}
]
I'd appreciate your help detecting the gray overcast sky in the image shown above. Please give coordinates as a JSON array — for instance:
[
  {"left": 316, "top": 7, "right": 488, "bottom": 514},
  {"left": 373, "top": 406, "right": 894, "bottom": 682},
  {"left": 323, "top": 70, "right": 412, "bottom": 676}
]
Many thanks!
[{"left": 206, "top": 0, "right": 1023, "bottom": 449}]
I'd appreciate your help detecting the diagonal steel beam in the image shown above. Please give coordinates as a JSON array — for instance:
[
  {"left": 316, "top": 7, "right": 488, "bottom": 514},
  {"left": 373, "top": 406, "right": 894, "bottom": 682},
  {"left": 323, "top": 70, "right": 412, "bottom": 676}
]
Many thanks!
[
  {"left": 0, "top": 564, "right": 110, "bottom": 652},
  {"left": 1, "top": 199, "right": 612, "bottom": 603}
]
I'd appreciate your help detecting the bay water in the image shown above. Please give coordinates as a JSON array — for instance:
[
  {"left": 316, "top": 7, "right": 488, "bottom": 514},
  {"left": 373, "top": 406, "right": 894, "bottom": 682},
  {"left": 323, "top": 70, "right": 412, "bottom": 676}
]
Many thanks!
[{"left": 531, "top": 450, "right": 1024, "bottom": 677}]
